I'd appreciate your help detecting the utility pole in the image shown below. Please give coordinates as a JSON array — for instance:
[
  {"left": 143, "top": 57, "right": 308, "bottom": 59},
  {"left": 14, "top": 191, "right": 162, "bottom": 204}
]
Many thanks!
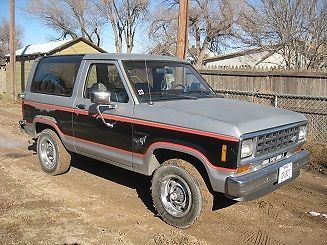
[
  {"left": 176, "top": 0, "right": 189, "bottom": 59},
  {"left": 9, "top": 0, "right": 16, "bottom": 102}
]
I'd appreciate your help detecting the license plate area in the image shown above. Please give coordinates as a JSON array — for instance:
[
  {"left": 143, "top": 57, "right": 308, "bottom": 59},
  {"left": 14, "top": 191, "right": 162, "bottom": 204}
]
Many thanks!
[{"left": 278, "top": 162, "right": 293, "bottom": 184}]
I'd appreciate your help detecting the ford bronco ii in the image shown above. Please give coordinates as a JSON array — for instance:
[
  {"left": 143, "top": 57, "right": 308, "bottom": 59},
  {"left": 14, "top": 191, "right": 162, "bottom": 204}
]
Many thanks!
[{"left": 19, "top": 54, "right": 309, "bottom": 228}]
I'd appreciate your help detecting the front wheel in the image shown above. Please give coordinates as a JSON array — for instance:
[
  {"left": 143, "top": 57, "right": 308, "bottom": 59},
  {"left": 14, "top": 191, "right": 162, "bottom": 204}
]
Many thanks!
[
  {"left": 37, "top": 129, "right": 71, "bottom": 175},
  {"left": 151, "top": 159, "right": 213, "bottom": 228}
]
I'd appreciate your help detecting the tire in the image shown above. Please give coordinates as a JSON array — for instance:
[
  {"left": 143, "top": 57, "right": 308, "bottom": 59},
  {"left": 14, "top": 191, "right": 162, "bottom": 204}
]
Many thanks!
[
  {"left": 151, "top": 159, "right": 213, "bottom": 228},
  {"left": 37, "top": 129, "right": 71, "bottom": 175}
]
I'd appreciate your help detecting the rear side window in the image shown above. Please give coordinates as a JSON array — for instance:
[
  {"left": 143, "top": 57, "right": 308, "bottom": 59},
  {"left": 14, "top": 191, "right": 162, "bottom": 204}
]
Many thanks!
[{"left": 31, "top": 55, "right": 83, "bottom": 97}]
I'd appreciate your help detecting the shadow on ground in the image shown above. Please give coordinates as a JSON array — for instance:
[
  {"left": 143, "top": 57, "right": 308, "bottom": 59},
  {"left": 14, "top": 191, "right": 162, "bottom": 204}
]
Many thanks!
[
  {"left": 212, "top": 193, "right": 237, "bottom": 211},
  {"left": 70, "top": 154, "right": 155, "bottom": 213},
  {"left": 26, "top": 141, "right": 235, "bottom": 214},
  {"left": 69, "top": 154, "right": 236, "bottom": 214},
  {"left": 28, "top": 141, "right": 37, "bottom": 154}
]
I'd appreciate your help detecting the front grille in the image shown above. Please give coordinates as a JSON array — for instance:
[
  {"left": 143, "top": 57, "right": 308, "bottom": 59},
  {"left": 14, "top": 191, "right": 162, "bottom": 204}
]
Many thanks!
[{"left": 256, "top": 126, "right": 300, "bottom": 157}]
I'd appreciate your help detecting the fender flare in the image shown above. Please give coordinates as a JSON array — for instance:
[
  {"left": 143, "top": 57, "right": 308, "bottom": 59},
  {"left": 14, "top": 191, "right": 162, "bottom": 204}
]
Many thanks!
[
  {"left": 142, "top": 141, "right": 235, "bottom": 175},
  {"left": 33, "top": 116, "right": 60, "bottom": 136},
  {"left": 32, "top": 116, "right": 75, "bottom": 152}
]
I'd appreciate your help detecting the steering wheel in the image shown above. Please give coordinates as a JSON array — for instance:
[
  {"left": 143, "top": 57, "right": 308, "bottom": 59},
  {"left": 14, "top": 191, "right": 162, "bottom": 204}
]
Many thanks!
[{"left": 170, "top": 84, "right": 185, "bottom": 90}]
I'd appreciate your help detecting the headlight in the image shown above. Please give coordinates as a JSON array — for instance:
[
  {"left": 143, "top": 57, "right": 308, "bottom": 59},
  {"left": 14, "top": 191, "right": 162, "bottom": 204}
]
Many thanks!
[
  {"left": 298, "top": 125, "right": 307, "bottom": 140},
  {"left": 241, "top": 138, "right": 255, "bottom": 158}
]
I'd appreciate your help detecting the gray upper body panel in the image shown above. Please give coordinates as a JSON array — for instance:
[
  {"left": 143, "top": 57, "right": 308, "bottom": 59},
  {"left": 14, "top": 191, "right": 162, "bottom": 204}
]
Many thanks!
[{"left": 133, "top": 97, "right": 306, "bottom": 138}]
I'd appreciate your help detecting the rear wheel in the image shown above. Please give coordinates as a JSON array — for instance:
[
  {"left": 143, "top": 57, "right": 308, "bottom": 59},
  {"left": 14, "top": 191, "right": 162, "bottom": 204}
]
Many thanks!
[
  {"left": 37, "top": 129, "right": 71, "bottom": 175},
  {"left": 151, "top": 159, "right": 213, "bottom": 228}
]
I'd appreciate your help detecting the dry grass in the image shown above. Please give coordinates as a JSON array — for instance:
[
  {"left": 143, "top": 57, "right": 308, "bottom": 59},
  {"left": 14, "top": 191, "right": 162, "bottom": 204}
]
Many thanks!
[
  {"left": 305, "top": 142, "right": 327, "bottom": 175},
  {"left": 0, "top": 96, "right": 22, "bottom": 107}
]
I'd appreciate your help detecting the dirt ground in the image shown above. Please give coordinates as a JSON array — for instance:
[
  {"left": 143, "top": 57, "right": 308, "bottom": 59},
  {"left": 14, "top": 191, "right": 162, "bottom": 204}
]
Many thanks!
[{"left": 0, "top": 102, "right": 326, "bottom": 245}]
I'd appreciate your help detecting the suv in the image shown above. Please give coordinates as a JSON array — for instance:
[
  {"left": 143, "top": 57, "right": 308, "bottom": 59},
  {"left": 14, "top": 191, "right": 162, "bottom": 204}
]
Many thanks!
[{"left": 19, "top": 54, "right": 309, "bottom": 228}]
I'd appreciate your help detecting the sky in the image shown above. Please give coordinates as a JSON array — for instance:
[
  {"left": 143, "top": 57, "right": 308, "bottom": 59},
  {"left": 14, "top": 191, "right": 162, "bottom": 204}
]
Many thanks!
[{"left": 0, "top": 0, "right": 147, "bottom": 53}]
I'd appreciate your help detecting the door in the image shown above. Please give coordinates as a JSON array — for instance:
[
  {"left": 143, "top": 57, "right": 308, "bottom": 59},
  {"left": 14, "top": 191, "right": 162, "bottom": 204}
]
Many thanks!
[{"left": 73, "top": 60, "right": 134, "bottom": 168}]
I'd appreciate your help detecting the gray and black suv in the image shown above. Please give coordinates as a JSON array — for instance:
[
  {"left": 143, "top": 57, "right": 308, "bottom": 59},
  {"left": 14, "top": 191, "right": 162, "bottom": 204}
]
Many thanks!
[{"left": 19, "top": 54, "right": 309, "bottom": 228}]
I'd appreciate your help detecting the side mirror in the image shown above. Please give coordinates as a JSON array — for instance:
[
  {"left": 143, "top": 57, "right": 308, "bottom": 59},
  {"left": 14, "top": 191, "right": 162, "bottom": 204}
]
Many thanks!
[
  {"left": 91, "top": 90, "right": 117, "bottom": 128},
  {"left": 90, "top": 91, "right": 111, "bottom": 104}
]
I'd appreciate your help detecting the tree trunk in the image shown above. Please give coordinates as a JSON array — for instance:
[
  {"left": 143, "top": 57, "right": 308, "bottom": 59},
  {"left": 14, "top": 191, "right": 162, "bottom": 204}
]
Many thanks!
[
  {"left": 196, "top": 38, "right": 209, "bottom": 66},
  {"left": 126, "top": 25, "right": 133, "bottom": 53},
  {"left": 196, "top": 49, "right": 206, "bottom": 66},
  {"left": 109, "top": 18, "right": 122, "bottom": 53}
]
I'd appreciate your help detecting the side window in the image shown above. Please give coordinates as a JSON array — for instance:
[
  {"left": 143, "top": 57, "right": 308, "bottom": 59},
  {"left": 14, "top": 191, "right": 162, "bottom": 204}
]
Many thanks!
[
  {"left": 31, "top": 56, "right": 82, "bottom": 97},
  {"left": 84, "top": 63, "right": 129, "bottom": 103}
]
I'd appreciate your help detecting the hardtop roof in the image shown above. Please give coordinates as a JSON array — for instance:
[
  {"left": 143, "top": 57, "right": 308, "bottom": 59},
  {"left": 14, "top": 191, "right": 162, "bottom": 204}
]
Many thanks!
[
  {"left": 37, "top": 53, "right": 190, "bottom": 64},
  {"left": 82, "top": 53, "right": 189, "bottom": 63}
]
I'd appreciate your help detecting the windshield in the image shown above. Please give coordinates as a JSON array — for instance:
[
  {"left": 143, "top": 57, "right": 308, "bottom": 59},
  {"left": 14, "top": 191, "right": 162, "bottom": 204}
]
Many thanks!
[{"left": 123, "top": 61, "right": 216, "bottom": 102}]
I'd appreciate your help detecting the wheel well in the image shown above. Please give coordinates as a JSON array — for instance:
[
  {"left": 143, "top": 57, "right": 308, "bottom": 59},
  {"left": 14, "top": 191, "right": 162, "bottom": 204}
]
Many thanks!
[
  {"left": 35, "top": 123, "right": 57, "bottom": 135},
  {"left": 153, "top": 148, "right": 213, "bottom": 192}
]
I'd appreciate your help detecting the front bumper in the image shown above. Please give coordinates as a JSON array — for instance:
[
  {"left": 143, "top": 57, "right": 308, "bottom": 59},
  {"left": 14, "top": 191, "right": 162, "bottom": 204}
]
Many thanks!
[{"left": 225, "top": 149, "right": 309, "bottom": 201}]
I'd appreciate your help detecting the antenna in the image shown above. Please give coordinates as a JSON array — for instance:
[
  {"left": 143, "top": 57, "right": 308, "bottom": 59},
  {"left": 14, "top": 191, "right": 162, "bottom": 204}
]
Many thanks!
[{"left": 145, "top": 59, "right": 153, "bottom": 105}]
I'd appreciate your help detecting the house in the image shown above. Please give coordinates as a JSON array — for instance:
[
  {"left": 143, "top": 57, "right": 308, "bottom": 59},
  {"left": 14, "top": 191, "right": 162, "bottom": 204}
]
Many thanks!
[
  {"left": 203, "top": 48, "right": 285, "bottom": 68},
  {"left": 2, "top": 37, "right": 106, "bottom": 94}
]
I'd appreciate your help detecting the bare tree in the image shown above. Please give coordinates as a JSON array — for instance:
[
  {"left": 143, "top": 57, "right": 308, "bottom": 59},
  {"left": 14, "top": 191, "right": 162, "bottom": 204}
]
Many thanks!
[
  {"left": 120, "top": 0, "right": 149, "bottom": 52},
  {"left": 238, "top": 0, "right": 327, "bottom": 69},
  {"left": 188, "top": 0, "right": 239, "bottom": 65},
  {"left": 28, "top": 0, "right": 105, "bottom": 46},
  {"left": 100, "top": 0, "right": 149, "bottom": 53},
  {"left": 147, "top": 7, "right": 178, "bottom": 55},
  {"left": 99, "top": 0, "right": 124, "bottom": 53},
  {"left": 0, "top": 17, "right": 23, "bottom": 57},
  {"left": 148, "top": 0, "right": 239, "bottom": 65}
]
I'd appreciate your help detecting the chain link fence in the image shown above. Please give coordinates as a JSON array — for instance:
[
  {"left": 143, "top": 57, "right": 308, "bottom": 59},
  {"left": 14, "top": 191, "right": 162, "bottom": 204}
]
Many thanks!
[{"left": 215, "top": 90, "right": 327, "bottom": 143}]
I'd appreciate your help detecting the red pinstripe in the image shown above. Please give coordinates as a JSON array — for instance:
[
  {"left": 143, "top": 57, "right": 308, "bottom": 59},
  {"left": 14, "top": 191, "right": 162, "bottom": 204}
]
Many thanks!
[
  {"left": 30, "top": 118, "right": 236, "bottom": 172},
  {"left": 24, "top": 100, "right": 239, "bottom": 142}
]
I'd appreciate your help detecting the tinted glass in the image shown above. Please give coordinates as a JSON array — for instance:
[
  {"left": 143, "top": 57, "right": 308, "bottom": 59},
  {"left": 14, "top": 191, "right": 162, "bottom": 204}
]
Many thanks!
[
  {"left": 84, "top": 63, "right": 129, "bottom": 103},
  {"left": 123, "top": 61, "right": 215, "bottom": 102},
  {"left": 31, "top": 55, "right": 83, "bottom": 96}
]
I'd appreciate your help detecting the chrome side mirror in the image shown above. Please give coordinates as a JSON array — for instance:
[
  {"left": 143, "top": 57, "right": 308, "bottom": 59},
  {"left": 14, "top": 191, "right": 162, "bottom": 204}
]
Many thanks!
[
  {"left": 90, "top": 91, "right": 111, "bottom": 104},
  {"left": 90, "top": 90, "right": 117, "bottom": 128}
]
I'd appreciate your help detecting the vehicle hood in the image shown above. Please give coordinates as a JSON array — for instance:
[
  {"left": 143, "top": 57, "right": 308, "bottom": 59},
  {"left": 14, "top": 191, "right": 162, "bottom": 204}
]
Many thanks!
[{"left": 134, "top": 97, "right": 307, "bottom": 138}]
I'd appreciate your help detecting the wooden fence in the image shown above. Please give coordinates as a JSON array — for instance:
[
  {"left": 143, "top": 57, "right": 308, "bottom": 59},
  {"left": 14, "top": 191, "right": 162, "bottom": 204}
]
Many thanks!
[
  {"left": 198, "top": 66, "right": 327, "bottom": 97},
  {"left": 1, "top": 64, "right": 327, "bottom": 98},
  {"left": 0, "top": 60, "right": 34, "bottom": 98}
]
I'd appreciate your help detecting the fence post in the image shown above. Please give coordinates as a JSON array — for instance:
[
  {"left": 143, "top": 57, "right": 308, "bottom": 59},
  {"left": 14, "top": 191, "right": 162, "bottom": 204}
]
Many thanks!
[{"left": 274, "top": 94, "right": 278, "bottom": 107}]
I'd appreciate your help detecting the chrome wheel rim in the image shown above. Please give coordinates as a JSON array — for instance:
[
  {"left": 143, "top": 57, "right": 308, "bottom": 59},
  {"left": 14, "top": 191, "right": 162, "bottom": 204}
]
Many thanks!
[
  {"left": 39, "top": 138, "right": 56, "bottom": 169},
  {"left": 160, "top": 174, "right": 192, "bottom": 217}
]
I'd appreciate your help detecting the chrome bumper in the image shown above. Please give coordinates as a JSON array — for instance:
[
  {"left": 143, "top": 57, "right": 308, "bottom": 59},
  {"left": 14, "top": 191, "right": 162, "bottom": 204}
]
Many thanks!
[{"left": 225, "top": 150, "right": 309, "bottom": 201}]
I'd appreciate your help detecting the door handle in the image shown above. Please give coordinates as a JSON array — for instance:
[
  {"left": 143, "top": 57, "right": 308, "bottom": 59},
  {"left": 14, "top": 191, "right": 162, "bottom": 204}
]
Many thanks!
[{"left": 76, "top": 104, "right": 86, "bottom": 110}]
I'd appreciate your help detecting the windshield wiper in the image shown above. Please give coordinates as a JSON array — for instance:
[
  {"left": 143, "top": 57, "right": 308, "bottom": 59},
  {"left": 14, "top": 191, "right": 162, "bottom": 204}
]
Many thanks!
[
  {"left": 185, "top": 90, "right": 220, "bottom": 97},
  {"left": 186, "top": 90, "right": 210, "bottom": 95},
  {"left": 149, "top": 91, "right": 198, "bottom": 100}
]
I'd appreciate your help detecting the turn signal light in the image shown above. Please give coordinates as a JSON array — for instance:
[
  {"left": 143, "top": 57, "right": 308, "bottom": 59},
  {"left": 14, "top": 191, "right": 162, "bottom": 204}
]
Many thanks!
[
  {"left": 236, "top": 164, "right": 251, "bottom": 174},
  {"left": 221, "top": 144, "right": 227, "bottom": 162}
]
